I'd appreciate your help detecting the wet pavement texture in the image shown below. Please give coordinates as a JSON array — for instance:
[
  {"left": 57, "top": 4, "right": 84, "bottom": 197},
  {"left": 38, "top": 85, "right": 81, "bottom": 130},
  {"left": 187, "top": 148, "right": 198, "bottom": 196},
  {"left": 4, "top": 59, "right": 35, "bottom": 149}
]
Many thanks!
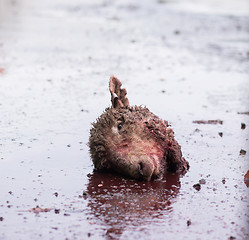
[{"left": 0, "top": 0, "right": 249, "bottom": 239}]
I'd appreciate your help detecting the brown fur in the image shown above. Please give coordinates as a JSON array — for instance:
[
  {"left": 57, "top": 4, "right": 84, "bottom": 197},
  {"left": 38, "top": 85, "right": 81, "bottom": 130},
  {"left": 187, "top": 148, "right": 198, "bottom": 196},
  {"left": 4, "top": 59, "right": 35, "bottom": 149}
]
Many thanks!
[{"left": 89, "top": 76, "right": 189, "bottom": 181}]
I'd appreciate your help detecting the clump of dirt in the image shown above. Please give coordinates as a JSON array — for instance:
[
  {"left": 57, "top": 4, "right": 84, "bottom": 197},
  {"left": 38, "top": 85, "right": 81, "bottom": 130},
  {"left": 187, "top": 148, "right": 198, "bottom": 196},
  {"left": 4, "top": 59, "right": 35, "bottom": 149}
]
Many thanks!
[
  {"left": 241, "top": 123, "right": 246, "bottom": 129},
  {"left": 240, "top": 149, "right": 246, "bottom": 155},
  {"left": 193, "top": 183, "right": 201, "bottom": 191}
]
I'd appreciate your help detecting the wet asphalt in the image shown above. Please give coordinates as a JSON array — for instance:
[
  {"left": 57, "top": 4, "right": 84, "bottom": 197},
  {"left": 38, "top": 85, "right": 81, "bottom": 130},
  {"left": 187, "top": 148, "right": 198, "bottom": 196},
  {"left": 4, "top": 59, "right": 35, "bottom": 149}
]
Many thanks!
[{"left": 0, "top": 0, "right": 249, "bottom": 239}]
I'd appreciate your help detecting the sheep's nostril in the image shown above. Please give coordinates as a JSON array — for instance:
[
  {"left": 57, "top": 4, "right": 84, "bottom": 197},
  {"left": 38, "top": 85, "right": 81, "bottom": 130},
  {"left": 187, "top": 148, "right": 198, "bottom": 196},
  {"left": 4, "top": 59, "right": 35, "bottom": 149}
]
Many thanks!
[
  {"left": 137, "top": 159, "right": 154, "bottom": 181},
  {"left": 138, "top": 162, "right": 144, "bottom": 176}
]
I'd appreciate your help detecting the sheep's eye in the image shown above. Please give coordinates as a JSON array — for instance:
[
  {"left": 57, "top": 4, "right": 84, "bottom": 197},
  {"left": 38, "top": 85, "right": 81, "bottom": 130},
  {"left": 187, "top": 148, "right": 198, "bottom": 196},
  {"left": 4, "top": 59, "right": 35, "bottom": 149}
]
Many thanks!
[{"left": 117, "top": 123, "right": 122, "bottom": 130}]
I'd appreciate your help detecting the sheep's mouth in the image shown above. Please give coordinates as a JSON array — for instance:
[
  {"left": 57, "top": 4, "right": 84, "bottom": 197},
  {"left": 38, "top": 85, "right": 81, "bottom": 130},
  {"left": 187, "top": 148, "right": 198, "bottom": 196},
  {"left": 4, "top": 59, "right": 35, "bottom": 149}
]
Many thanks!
[
  {"left": 138, "top": 161, "right": 160, "bottom": 181},
  {"left": 135, "top": 154, "right": 162, "bottom": 181}
]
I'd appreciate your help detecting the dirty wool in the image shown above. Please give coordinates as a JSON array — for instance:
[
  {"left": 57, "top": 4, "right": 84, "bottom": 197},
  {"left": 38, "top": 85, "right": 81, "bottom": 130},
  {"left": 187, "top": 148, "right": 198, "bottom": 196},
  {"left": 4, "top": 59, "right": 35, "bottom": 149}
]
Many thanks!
[{"left": 89, "top": 76, "right": 189, "bottom": 181}]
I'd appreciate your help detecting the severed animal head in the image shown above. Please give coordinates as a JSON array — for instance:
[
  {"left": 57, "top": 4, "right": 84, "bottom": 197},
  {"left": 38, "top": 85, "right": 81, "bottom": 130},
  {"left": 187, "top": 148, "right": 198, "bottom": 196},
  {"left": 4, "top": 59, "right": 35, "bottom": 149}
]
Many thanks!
[{"left": 89, "top": 76, "right": 189, "bottom": 181}]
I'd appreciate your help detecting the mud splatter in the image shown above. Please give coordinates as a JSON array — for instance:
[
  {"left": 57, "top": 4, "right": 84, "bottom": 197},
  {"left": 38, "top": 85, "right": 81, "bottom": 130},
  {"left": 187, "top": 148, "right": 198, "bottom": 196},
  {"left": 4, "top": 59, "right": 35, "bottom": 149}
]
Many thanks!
[
  {"left": 244, "top": 170, "right": 249, "bottom": 187},
  {"left": 193, "top": 120, "right": 223, "bottom": 125},
  {"left": 237, "top": 112, "right": 249, "bottom": 115},
  {"left": 25, "top": 206, "right": 54, "bottom": 214}
]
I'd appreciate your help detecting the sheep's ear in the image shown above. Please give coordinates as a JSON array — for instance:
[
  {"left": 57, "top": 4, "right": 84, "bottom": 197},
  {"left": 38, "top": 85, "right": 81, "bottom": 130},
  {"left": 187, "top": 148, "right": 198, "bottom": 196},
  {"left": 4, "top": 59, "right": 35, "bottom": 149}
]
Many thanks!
[{"left": 109, "top": 76, "right": 129, "bottom": 109}]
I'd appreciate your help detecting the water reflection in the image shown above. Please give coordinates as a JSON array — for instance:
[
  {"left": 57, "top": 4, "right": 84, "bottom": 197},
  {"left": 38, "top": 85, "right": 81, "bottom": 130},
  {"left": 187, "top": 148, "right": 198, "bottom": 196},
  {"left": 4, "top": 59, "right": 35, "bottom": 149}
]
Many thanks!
[{"left": 86, "top": 172, "right": 181, "bottom": 239}]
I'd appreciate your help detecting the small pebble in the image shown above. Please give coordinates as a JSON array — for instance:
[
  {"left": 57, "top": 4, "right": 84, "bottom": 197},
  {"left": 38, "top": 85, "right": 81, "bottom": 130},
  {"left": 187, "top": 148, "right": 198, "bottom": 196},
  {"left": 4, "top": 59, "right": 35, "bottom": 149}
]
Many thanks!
[
  {"left": 0, "top": 217, "right": 3, "bottom": 221},
  {"left": 83, "top": 191, "right": 88, "bottom": 196},
  {"left": 241, "top": 123, "right": 246, "bottom": 129},
  {"left": 218, "top": 132, "right": 223, "bottom": 137},
  {"left": 193, "top": 183, "right": 201, "bottom": 191},
  {"left": 54, "top": 209, "right": 60, "bottom": 214},
  {"left": 199, "top": 179, "right": 206, "bottom": 184},
  {"left": 240, "top": 149, "right": 246, "bottom": 155},
  {"left": 187, "top": 219, "right": 191, "bottom": 226}
]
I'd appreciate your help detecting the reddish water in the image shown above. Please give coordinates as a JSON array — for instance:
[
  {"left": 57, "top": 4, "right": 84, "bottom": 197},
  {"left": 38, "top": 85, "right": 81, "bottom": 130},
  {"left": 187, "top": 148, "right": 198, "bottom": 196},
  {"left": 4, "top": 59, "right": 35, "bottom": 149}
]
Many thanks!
[{"left": 86, "top": 172, "right": 181, "bottom": 239}]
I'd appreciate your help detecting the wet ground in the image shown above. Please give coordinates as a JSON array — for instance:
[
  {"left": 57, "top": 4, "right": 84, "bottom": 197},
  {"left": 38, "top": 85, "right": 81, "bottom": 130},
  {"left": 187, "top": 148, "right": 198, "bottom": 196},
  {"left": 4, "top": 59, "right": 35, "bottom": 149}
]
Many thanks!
[{"left": 0, "top": 0, "right": 249, "bottom": 239}]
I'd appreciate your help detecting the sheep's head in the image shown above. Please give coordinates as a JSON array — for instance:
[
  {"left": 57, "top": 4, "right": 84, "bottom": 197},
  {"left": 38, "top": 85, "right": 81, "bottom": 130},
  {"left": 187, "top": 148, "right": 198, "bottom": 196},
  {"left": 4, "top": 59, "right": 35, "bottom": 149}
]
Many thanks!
[{"left": 89, "top": 76, "right": 189, "bottom": 181}]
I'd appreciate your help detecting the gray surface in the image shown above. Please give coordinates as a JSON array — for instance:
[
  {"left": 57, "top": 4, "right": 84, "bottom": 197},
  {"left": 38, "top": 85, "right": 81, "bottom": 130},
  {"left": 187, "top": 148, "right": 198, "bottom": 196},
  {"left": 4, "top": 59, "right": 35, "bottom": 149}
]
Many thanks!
[{"left": 0, "top": 0, "right": 249, "bottom": 239}]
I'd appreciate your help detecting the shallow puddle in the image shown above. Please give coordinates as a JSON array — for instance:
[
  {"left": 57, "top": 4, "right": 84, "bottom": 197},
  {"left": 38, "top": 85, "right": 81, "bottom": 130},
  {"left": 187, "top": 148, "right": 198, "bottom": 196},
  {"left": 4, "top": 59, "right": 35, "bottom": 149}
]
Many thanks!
[{"left": 0, "top": 0, "right": 248, "bottom": 239}]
